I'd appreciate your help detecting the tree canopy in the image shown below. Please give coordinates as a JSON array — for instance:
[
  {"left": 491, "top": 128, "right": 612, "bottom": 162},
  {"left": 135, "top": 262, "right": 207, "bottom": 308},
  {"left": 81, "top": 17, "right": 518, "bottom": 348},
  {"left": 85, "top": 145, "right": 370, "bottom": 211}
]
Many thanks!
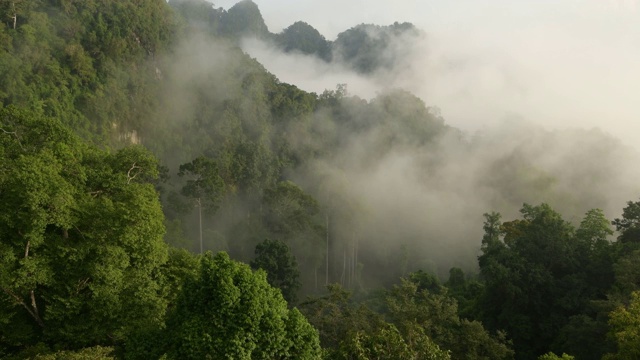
[
  {"left": 164, "top": 251, "right": 321, "bottom": 359},
  {"left": 0, "top": 1, "right": 638, "bottom": 359},
  {"left": 0, "top": 106, "right": 168, "bottom": 354}
]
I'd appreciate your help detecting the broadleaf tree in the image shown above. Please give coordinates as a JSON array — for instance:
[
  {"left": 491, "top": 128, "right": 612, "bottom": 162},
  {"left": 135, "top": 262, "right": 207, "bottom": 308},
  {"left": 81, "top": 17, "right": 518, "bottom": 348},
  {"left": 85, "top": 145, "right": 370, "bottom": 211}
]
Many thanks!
[{"left": 0, "top": 106, "right": 168, "bottom": 354}]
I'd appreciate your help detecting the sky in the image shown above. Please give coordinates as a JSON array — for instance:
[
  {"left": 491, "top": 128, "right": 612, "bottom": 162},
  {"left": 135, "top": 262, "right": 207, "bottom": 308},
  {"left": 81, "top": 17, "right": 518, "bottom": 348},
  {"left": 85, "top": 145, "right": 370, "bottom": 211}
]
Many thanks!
[{"left": 210, "top": 0, "right": 640, "bottom": 149}]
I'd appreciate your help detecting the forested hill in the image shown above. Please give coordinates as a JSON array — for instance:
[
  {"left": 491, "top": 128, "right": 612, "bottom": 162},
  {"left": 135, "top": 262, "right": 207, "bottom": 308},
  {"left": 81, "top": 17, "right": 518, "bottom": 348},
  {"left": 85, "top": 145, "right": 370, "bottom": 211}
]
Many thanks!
[{"left": 1, "top": 0, "right": 640, "bottom": 359}]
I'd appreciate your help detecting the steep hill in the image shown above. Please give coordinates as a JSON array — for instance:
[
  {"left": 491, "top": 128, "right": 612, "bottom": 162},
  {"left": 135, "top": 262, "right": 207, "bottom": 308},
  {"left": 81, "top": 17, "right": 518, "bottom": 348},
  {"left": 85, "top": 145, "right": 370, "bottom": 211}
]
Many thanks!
[{"left": 1, "top": 1, "right": 640, "bottom": 358}]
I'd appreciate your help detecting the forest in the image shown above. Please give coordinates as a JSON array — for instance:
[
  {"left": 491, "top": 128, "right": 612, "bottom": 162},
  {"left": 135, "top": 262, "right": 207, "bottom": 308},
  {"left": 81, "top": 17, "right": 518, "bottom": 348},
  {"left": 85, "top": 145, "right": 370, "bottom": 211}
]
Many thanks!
[{"left": 0, "top": 0, "right": 639, "bottom": 359}]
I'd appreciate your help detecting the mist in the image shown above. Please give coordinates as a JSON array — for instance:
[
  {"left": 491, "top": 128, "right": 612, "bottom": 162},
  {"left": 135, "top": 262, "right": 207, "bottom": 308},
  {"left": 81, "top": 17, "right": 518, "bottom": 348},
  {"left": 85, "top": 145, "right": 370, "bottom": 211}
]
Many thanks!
[
  {"left": 289, "top": 98, "right": 640, "bottom": 279},
  {"left": 161, "top": 1, "right": 640, "bottom": 284},
  {"left": 226, "top": 0, "right": 640, "bottom": 149}
]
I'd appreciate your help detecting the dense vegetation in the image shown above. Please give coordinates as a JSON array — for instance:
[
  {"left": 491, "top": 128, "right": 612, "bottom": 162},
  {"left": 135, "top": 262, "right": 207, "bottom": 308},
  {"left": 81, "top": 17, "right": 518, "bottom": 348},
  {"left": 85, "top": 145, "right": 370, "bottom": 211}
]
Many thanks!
[{"left": 1, "top": 0, "right": 639, "bottom": 359}]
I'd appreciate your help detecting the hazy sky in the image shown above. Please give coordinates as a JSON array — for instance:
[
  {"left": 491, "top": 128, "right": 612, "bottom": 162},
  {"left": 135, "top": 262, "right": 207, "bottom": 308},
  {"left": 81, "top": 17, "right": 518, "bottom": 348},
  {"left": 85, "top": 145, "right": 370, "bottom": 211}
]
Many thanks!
[
  {"left": 212, "top": 0, "right": 639, "bottom": 38},
  {"left": 210, "top": 0, "right": 640, "bottom": 149}
]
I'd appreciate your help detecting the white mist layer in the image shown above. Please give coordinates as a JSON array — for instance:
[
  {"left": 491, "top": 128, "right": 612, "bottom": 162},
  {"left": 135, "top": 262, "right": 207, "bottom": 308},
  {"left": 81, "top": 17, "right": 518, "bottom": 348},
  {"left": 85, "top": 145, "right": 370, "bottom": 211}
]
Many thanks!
[
  {"left": 231, "top": 0, "right": 640, "bottom": 150},
  {"left": 176, "top": 1, "right": 640, "bottom": 276}
]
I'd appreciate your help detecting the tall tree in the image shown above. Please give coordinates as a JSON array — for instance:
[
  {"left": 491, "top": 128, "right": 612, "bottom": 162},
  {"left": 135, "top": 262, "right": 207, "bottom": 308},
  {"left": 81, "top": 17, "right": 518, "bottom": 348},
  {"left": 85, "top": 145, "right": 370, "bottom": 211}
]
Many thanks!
[
  {"left": 262, "top": 180, "right": 320, "bottom": 239},
  {"left": 612, "top": 199, "right": 640, "bottom": 244},
  {"left": 250, "top": 239, "right": 301, "bottom": 304},
  {"left": 178, "top": 156, "right": 225, "bottom": 253},
  {"left": 478, "top": 204, "right": 620, "bottom": 359}
]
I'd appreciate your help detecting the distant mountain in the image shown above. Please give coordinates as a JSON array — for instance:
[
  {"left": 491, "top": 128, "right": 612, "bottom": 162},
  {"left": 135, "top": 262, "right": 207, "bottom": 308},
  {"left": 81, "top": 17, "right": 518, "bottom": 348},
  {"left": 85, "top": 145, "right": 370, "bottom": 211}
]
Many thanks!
[
  {"left": 274, "top": 21, "right": 332, "bottom": 61},
  {"left": 169, "top": 0, "right": 270, "bottom": 39},
  {"left": 219, "top": 0, "right": 270, "bottom": 38},
  {"left": 331, "top": 22, "right": 422, "bottom": 74},
  {"left": 173, "top": 0, "right": 422, "bottom": 74},
  {"left": 272, "top": 21, "right": 423, "bottom": 74}
]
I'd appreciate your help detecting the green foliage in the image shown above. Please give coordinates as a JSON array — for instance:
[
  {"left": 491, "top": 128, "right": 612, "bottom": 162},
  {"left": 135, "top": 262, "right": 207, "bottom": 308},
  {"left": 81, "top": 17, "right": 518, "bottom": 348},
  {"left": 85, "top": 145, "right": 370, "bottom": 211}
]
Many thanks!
[
  {"left": 170, "top": 0, "right": 223, "bottom": 35},
  {"left": 219, "top": 0, "right": 269, "bottom": 39},
  {"left": 332, "top": 22, "right": 420, "bottom": 73},
  {"left": 613, "top": 199, "right": 640, "bottom": 244},
  {"left": 604, "top": 291, "right": 640, "bottom": 359},
  {"left": 178, "top": 156, "right": 225, "bottom": 213},
  {"left": 300, "top": 280, "right": 512, "bottom": 360},
  {"left": 300, "top": 284, "right": 387, "bottom": 353},
  {"left": 478, "top": 204, "right": 618, "bottom": 359},
  {"left": 538, "top": 352, "right": 574, "bottom": 360},
  {"left": 3, "top": 344, "right": 115, "bottom": 360},
  {"left": 369, "top": 89, "right": 446, "bottom": 146},
  {"left": 250, "top": 239, "right": 301, "bottom": 304},
  {"left": 0, "top": 2, "right": 637, "bottom": 358},
  {"left": 269, "top": 81, "right": 317, "bottom": 122},
  {"left": 0, "top": 0, "right": 177, "bottom": 142},
  {"left": 0, "top": 106, "right": 168, "bottom": 353},
  {"left": 165, "top": 251, "right": 321, "bottom": 359},
  {"left": 336, "top": 323, "right": 451, "bottom": 360},
  {"left": 275, "top": 21, "right": 331, "bottom": 61},
  {"left": 386, "top": 278, "right": 514, "bottom": 360},
  {"left": 611, "top": 249, "right": 640, "bottom": 299},
  {"left": 262, "top": 180, "right": 320, "bottom": 239},
  {"left": 31, "top": 346, "right": 115, "bottom": 359},
  {"left": 445, "top": 267, "right": 484, "bottom": 320},
  {"left": 161, "top": 247, "right": 199, "bottom": 307}
]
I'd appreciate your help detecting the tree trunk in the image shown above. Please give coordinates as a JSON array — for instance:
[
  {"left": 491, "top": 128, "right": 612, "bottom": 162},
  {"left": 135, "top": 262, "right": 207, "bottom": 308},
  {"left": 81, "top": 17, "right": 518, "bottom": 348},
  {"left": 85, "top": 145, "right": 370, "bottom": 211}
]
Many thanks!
[
  {"left": 354, "top": 235, "right": 359, "bottom": 285},
  {"left": 325, "top": 213, "right": 329, "bottom": 285},
  {"left": 2, "top": 240, "right": 46, "bottom": 328},
  {"left": 11, "top": 2, "right": 16, "bottom": 30},
  {"left": 341, "top": 249, "right": 346, "bottom": 287},
  {"left": 198, "top": 198, "right": 203, "bottom": 254}
]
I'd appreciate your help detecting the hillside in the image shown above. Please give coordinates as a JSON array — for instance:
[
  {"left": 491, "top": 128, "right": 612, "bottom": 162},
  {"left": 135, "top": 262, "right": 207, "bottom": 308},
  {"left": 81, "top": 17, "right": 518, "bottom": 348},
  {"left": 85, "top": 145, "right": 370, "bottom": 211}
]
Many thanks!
[{"left": 1, "top": 0, "right": 639, "bottom": 359}]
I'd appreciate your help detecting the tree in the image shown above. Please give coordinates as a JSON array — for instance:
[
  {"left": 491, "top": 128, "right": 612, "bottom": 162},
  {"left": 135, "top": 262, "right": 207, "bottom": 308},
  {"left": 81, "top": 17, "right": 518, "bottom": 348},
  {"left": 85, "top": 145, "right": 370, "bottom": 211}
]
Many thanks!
[
  {"left": 178, "top": 156, "right": 225, "bottom": 253},
  {"left": 332, "top": 22, "right": 421, "bottom": 74},
  {"left": 250, "top": 239, "right": 301, "bottom": 304},
  {"left": 336, "top": 323, "right": 451, "bottom": 360},
  {"left": 604, "top": 291, "right": 640, "bottom": 360},
  {"left": 165, "top": 252, "right": 321, "bottom": 359},
  {"left": 612, "top": 200, "right": 640, "bottom": 244},
  {"left": 482, "top": 212, "right": 503, "bottom": 247},
  {"left": 299, "top": 284, "right": 387, "bottom": 354},
  {"left": 477, "top": 204, "right": 621, "bottom": 359},
  {"left": 538, "top": 353, "right": 574, "bottom": 360},
  {"left": 219, "top": 0, "right": 269, "bottom": 39},
  {"left": 445, "top": 267, "right": 484, "bottom": 320},
  {"left": 275, "top": 21, "right": 331, "bottom": 61},
  {"left": 478, "top": 204, "right": 572, "bottom": 358},
  {"left": 0, "top": 106, "right": 168, "bottom": 354},
  {"left": 262, "top": 180, "right": 320, "bottom": 239},
  {"left": 0, "top": 0, "right": 32, "bottom": 30},
  {"left": 386, "top": 278, "right": 513, "bottom": 360},
  {"left": 30, "top": 346, "right": 115, "bottom": 360}
]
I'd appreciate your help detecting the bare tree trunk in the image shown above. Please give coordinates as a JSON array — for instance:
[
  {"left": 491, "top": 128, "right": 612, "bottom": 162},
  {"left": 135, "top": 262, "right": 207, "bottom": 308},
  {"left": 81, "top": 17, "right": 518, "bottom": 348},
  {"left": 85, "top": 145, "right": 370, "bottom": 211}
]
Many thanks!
[
  {"left": 351, "top": 233, "right": 355, "bottom": 288},
  {"left": 341, "top": 249, "right": 346, "bottom": 287},
  {"left": 355, "top": 235, "right": 359, "bottom": 285},
  {"left": 325, "top": 214, "right": 329, "bottom": 285},
  {"left": 198, "top": 198, "right": 203, "bottom": 254},
  {"left": 11, "top": 2, "right": 17, "bottom": 30}
]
